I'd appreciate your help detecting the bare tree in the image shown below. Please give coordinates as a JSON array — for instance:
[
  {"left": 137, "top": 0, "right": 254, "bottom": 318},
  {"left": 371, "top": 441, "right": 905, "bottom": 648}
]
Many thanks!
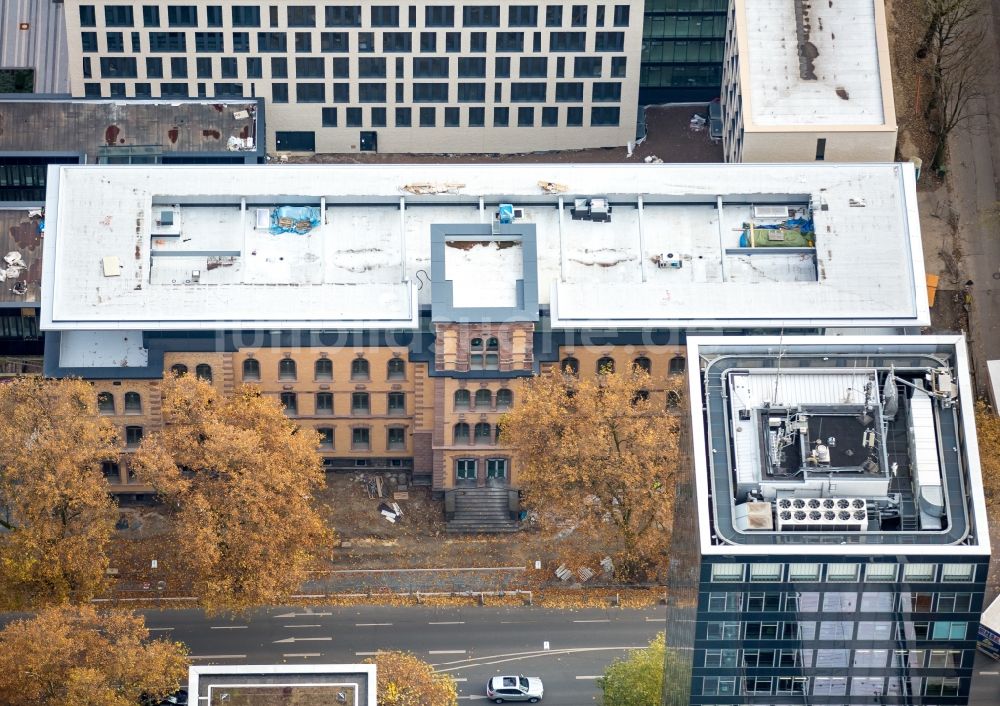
[{"left": 919, "top": 0, "right": 988, "bottom": 170}]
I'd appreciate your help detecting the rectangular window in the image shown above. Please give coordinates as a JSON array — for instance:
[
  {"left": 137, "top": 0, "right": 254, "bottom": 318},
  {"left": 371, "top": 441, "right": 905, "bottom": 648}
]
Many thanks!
[
  {"left": 443, "top": 106, "right": 460, "bottom": 127},
  {"left": 592, "top": 81, "right": 621, "bottom": 102},
  {"left": 932, "top": 621, "right": 967, "bottom": 640},
  {"left": 196, "top": 57, "right": 212, "bottom": 78},
  {"left": 159, "top": 83, "right": 188, "bottom": 97},
  {"left": 893, "top": 649, "right": 926, "bottom": 668},
  {"left": 419, "top": 32, "right": 436, "bottom": 52},
  {"left": 816, "top": 137, "right": 826, "bottom": 161},
  {"left": 231, "top": 6, "right": 260, "bottom": 27},
  {"left": 322, "top": 107, "right": 337, "bottom": 127},
  {"left": 493, "top": 107, "right": 509, "bottom": 127},
  {"left": 776, "top": 677, "right": 807, "bottom": 696},
  {"left": 854, "top": 649, "right": 889, "bottom": 668},
  {"left": 295, "top": 32, "right": 312, "bottom": 52},
  {"left": 856, "top": 621, "right": 892, "bottom": 640},
  {"left": 469, "top": 32, "right": 486, "bottom": 52},
  {"left": 170, "top": 57, "right": 188, "bottom": 78},
  {"left": 613, "top": 5, "right": 630, "bottom": 27},
  {"left": 555, "top": 82, "right": 583, "bottom": 102},
  {"left": 195, "top": 32, "right": 224, "bottom": 52},
  {"left": 517, "top": 106, "right": 534, "bottom": 127},
  {"left": 705, "top": 622, "right": 740, "bottom": 640},
  {"left": 419, "top": 107, "right": 436, "bottom": 127},
  {"left": 296, "top": 57, "right": 324, "bottom": 78},
  {"left": 904, "top": 563, "right": 936, "bottom": 581},
  {"left": 468, "top": 106, "right": 485, "bottom": 127},
  {"left": 257, "top": 32, "right": 287, "bottom": 52},
  {"left": 445, "top": 32, "right": 461, "bottom": 52},
  {"left": 359, "top": 82, "right": 386, "bottom": 102},
  {"left": 900, "top": 592, "right": 934, "bottom": 612},
  {"left": 383, "top": 32, "right": 412, "bottom": 52},
  {"left": 325, "top": 6, "right": 362, "bottom": 27},
  {"left": 320, "top": 32, "right": 349, "bottom": 52},
  {"left": 106, "top": 32, "right": 124, "bottom": 52},
  {"left": 287, "top": 5, "right": 316, "bottom": 27},
  {"left": 167, "top": 6, "right": 198, "bottom": 27},
  {"left": 860, "top": 591, "right": 894, "bottom": 612},
  {"left": 104, "top": 5, "right": 134, "bottom": 27},
  {"left": 701, "top": 677, "right": 736, "bottom": 696},
  {"left": 937, "top": 592, "right": 974, "bottom": 612},
  {"left": 360, "top": 32, "right": 376, "bottom": 51},
  {"left": 595, "top": 31, "right": 625, "bottom": 51},
  {"left": 925, "top": 677, "right": 961, "bottom": 697},
  {"left": 412, "top": 82, "right": 448, "bottom": 102},
  {"left": 272, "top": 83, "right": 288, "bottom": 103},
  {"left": 927, "top": 649, "right": 963, "bottom": 668},
  {"left": 509, "top": 5, "right": 538, "bottom": 27},
  {"left": 346, "top": 107, "right": 362, "bottom": 126},
  {"left": 815, "top": 649, "right": 849, "bottom": 668},
  {"left": 519, "top": 57, "right": 547, "bottom": 78},
  {"left": 271, "top": 57, "right": 288, "bottom": 78},
  {"left": 315, "top": 392, "right": 333, "bottom": 415},
  {"left": 590, "top": 107, "right": 619, "bottom": 126},
  {"left": 822, "top": 591, "right": 858, "bottom": 611},
  {"left": 145, "top": 57, "right": 163, "bottom": 78},
  {"left": 351, "top": 427, "right": 370, "bottom": 450},
  {"left": 749, "top": 563, "right": 783, "bottom": 582},
  {"left": 359, "top": 57, "right": 386, "bottom": 78},
  {"left": 571, "top": 5, "right": 587, "bottom": 26},
  {"left": 395, "top": 107, "right": 412, "bottom": 127},
  {"left": 706, "top": 592, "right": 740, "bottom": 612},
  {"left": 826, "top": 563, "right": 860, "bottom": 582},
  {"left": 81, "top": 32, "right": 98, "bottom": 52},
  {"left": 743, "top": 677, "right": 771, "bottom": 696},
  {"left": 149, "top": 31, "right": 186, "bottom": 52},
  {"left": 317, "top": 427, "right": 334, "bottom": 449},
  {"left": 813, "top": 677, "right": 847, "bottom": 696},
  {"left": 125, "top": 426, "right": 143, "bottom": 448},
  {"left": 387, "top": 427, "right": 406, "bottom": 450},
  {"left": 942, "top": 564, "right": 975, "bottom": 582},
  {"left": 546, "top": 5, "right": 563, "bottom": 27},
  {"left": 371, "top": 6, "right": 399, "bottom": 27},
  {"left": 495, "top": 57, "right": 511, "bottom": 78},
  {"left": 704, "top": 649, "right": 738, "bottom": 668},
  {"left": 566, "top": 106, "right": 583, "bottom": 126},
  {"left": 866, "top": 563, "right": 898, "bottom": 582},
  {"left": 370, "top": 107, "right": 386, "bottom": 127},
  {"left": 396, "top": 82, "right": 404, "bottom": 101},
  {"left": 233, "top": 32, "right": 250, "bottom": 52},
  {"left": 462, "top": 5, "right": 498, "bottom": 27},
  {"left": 818, "top": 621, "right": 853, "bottom": 640},
  {"left": 457, "top": 83, "right": 485, "bottom": 102},
  {"left": 551, "top": 32, "right": 586, "bottom": 52},
  {"left": 458, "top": 57, "right": 486, "bottom": 78},
  {"left": 205, "top": 5, "right": 222, "bottom": 27},
  {"left": 413, "top": 57, "right": 448, "bottom": 78},
  {"left": 574, "top": 56, "right": 602, "bottom": 78},
  {"left": 79, "top": 5, "right": 97, "bottom": 27},
  {"left": 332, "top": 83, "right": 349, "bottom": 102},
  {"left": 496, "top": 32, "right": 524, "bottom": 52},
  {"left": 511, "top": 83, "right": 546, "bottom": 102},
  {"left": 426, "top": 6, "right": 455, "bottom": 27},
  {"left": 296, "top": 83, "right": 325, "bottom": 103},
  {"left": 99, "top": 56, "right": 137, "bottom": 78},
  {"left": 711, "top": 564, "right": 744, "bottom": 582}
]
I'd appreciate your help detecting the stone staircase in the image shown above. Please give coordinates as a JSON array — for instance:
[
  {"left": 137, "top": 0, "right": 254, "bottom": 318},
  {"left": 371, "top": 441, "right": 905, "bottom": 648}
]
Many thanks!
[{"left": 446, "top": 486, "right": 520, "bottom": 533}]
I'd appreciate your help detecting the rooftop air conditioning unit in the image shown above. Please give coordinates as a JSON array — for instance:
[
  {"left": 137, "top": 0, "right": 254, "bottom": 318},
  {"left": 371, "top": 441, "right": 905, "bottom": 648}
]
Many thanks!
[
  {"left": 775, "top": 497, "right": 868, "bottom": 532},
  {"left": 753, "top": 205, "right": 790, "bottom": 219}
]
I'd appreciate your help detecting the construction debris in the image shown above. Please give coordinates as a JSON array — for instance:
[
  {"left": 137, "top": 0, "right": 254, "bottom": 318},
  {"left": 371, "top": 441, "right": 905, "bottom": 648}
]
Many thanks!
[
  {"left": 555, "top": 563, "right": 573, "bottom": 581},
  {"left": 537, "top": 180, "right": 568, "bottom": 194},
  {"left": 600, "top": 556, "right": 615, "bottom": 574},
  {"left": 577, "top": 567, "right": 596, "bottom": 582},
  {"left": 401, "top": 182, "right": 465, "bottom": 195},
  {"left": 644, "top": 155, "right": 664, "bottom": 164}
]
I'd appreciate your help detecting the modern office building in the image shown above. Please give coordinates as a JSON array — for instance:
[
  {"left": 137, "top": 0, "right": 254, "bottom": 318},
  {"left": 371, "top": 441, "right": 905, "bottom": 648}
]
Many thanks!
[
  {"left": 720, "top": 0, "right": 897, "bottom": 162},
  {"left": 683, "top": 335, "right": 989, "bottom": 705},
  {"left": 41, "top": 161, "right": 926, "bottom": 526},
  {"left": 62, "top": 1, "right": 644, "bottom": 154}
]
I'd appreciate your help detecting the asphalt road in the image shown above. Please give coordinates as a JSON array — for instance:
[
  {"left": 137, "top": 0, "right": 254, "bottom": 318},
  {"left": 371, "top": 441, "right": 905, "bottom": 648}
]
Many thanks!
[{"left": 140, "top": 604, "right": 667, "bottom": 704}]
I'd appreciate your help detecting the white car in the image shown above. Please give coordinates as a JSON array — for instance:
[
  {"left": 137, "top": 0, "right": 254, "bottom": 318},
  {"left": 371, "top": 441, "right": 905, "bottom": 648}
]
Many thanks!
[{"left": 485, "top": 675, "right": 544, "bottom": 703}]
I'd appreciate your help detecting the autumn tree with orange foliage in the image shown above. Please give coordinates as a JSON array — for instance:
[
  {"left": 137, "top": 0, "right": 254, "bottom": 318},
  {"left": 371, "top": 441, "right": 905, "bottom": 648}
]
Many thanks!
[
  {"left": 131, "top": 375, "right": 334, "bottom": 613},
  {"left": 0, "top": 604, "right": 188, "bottom": 706},
  {"left": 975, "top": 401, "right": 1000, "bottom": 506},
  {"left": 500, "top": 368, "right": 680, "bottom": 576},
  {"left": 364, "top": 651, "right": 458, "bottom": 706},
  {"left": 0, "top": 377, "right": 120, "bottom": 610}
]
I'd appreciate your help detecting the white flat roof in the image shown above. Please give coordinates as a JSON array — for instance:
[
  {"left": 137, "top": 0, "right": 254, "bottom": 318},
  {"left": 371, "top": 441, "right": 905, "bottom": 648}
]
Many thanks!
[
  {"left": 743, "top": 0, "right": 887, "bottom": 126},
  {"left": 43, "top": 163, "right": 926, "bottom": 331}
]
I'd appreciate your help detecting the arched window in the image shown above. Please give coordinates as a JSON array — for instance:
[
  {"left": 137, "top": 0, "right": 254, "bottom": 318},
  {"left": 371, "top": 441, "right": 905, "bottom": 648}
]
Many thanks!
[
  {"left": 561, "top": 357, "right": 579, "bottom": 376},
  {"left": 669, "top": 355, "right": 686, "bottom": 374},
  {"left": 474, "top": 422, "right": 492, "bottom": 445},
  {"left": 474, "top": 389, "right": 492, "bottom": 408},
  {"left": 633, "top": 356, "right": 652, "bottom": 374},
  {"left": 496, "top": 388, "right": 513, "bottom": 410},
  {"left": 279, "top": 358, "right": 297, "bottom": 381},
  {"left": 314, "top": 357, "right": 333, "bottom": 381},
  {"left": 454, "top": 389, "right": 470, "bottom": 410},
  {"left": 125, "top": 425, "right": 143, "bottom": 448},
  {"left": 387, "top": 357, "right": 406, "bottom": 380},
  {"left": 242, "top": 358, "right": 260, "bottom": 381},
  {"left": 124, "top": 391, "right": 142, "bottom": 414},
  {"left": 97, "top": 392, "right": 115, "bottom": 415},
  {"left": 453, "top": 422, "right": 470, "bottom": 444},
  {"left": 195, "top": 364, "right": 213, "bottom": 382},
  {"left": 170, "top": 363, "right": 188, "bottom": 377},
  {"left": 351, "top": 357, "right": 370, "bottom": 380},
  {"left": 596, "top": 356, "right": 615, "bottom": 374}
]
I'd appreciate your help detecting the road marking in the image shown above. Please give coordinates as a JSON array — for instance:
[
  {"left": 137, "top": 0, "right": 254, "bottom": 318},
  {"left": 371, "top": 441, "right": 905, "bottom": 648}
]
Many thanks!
[
  {"left": 274, "top": 637, "right": 333, "bottom": 644},
  {"left": 210, "top": 625, "right": 248, "bottom": 630},
  {"left": 573, "top": 619, "right": 610, "bottom": 623},
  {"left": 147, "top": 627, "right": 174, "bottom": 631},
  {"left": 273, "top": 611, "right": 333, "bottom": 618},
  {"left": 188, "top": 655, "right": 247, "bottom": 660},
  {"left": 457, "top": 697, "right": 487, "bottom": 701},
  {"left": 453, "top": 678, "right": 467, "bottom": 683},
  {"left": 429, "top": 621, "right": 465, "bottom": 625},
  {"left": 356, "top": 622, "right": 393, "bottom": 627},
  {"left": 432, "top": 646, "right": 649, "bottom": 671},
  {"left": 429, "top": 650, "right": 467, "bottom": 655},
  {"left": 283, "top": 624, "right": 323, "bottom": 628},
  {"left": 283, "top": 653, "right": 323, "bottom": 658},
  {"left": 979, "top": 670, "right": 1000, "bottom": 676},
  {"left": 645, "top": 617, "right": 666, "bottom": 622},
  {"left": 543, "top": 641, "right": 550, "bottom": 650},
  {"left": 355, "top": 651, "right": 379, "bottom": 656},
  {"left": 575, "top": 676, "right": 602, "bottom": 680}
]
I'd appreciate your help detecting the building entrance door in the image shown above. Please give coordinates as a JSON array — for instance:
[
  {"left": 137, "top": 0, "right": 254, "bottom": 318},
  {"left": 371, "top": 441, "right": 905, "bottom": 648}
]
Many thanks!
[
  {"left": 360, "top": 131, "right": 377, "bottom": 152},
  {"left": 455, "top": 458, "right": 477, "bottom": 485}
]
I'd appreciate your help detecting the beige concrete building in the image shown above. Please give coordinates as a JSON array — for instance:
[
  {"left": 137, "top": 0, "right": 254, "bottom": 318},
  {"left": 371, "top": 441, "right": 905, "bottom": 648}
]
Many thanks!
[
  {"left": 720, "top": 0, "right": 897, "bottom": 163},
  {"left": 63, "top": 0, "right": 643, "bottom": 154}
]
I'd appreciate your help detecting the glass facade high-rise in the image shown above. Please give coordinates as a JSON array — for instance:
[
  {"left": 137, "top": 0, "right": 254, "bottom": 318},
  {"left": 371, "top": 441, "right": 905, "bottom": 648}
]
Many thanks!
[
  {"left": 640, "top": 0, "right": 725, "bottom": 103},
  {"left": 684, "top": 336, "right": 991, "bottom": 705}
]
